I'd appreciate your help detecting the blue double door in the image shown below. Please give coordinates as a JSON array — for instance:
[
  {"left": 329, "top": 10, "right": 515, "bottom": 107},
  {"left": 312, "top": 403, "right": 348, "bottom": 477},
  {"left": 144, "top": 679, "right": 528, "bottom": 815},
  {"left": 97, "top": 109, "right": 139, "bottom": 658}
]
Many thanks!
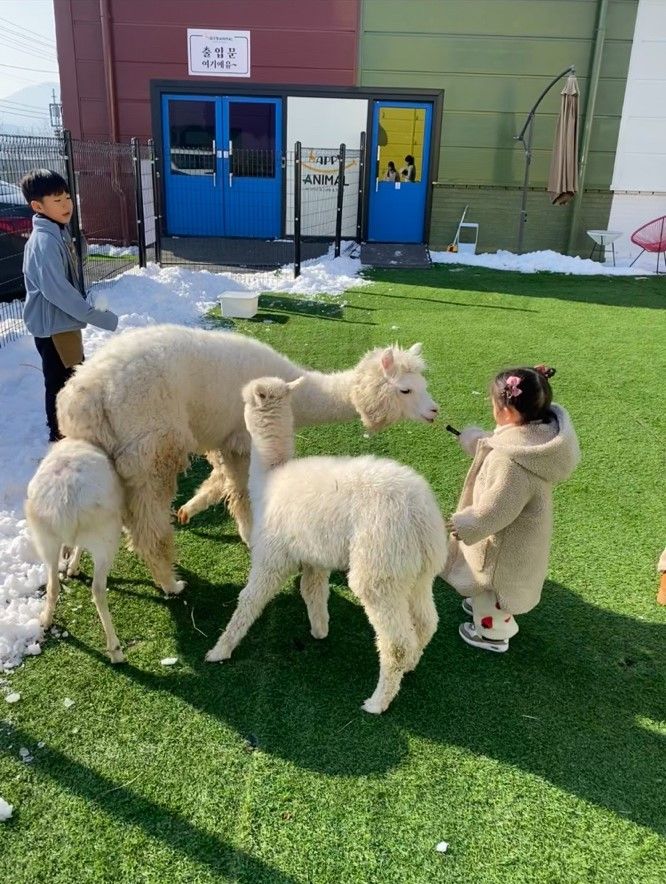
[
  {"left": 367, "top": 100, "right": 433, "bottom": 243},
  {"left": 162, "top": 94, "right": 282, "bottom": 237}
]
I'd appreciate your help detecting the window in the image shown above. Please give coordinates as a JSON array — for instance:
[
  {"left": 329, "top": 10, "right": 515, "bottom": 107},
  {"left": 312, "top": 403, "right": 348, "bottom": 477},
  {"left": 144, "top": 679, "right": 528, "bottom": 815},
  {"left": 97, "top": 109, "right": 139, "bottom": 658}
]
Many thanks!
[{"left": 168, "top": 100, "right": 215, "bottom": 176}]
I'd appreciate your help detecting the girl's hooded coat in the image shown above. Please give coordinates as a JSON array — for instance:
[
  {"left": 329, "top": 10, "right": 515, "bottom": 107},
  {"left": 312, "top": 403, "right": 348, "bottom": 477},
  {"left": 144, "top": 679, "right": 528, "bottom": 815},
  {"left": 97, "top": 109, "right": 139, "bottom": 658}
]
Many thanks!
[{"left": 443, "top": 404, "right": 580, "bottom": 614}]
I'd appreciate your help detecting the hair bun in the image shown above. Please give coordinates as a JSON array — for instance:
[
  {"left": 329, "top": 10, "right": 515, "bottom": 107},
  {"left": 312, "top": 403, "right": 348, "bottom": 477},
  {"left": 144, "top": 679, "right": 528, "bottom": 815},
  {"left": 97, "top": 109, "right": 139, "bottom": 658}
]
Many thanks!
[{"left": 535, "top": 364, "right": 556, "bottom": 379}]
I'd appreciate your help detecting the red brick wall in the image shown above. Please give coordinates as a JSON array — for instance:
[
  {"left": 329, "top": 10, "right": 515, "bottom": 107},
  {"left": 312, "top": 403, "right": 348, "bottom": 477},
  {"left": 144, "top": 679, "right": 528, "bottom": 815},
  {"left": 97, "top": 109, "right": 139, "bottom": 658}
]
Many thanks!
[{"left": 54, "top": 0, "right": 360, "bottom": 141}]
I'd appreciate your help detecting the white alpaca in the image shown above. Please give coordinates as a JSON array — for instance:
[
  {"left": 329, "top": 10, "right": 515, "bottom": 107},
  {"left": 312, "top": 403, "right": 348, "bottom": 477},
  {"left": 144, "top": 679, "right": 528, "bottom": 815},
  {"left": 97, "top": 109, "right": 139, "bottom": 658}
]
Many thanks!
[
  {"left": 25, "top": 439, "right": 125, "bottom": 663},
  {"left": 206, "top": 377, "right": 447, "bottom": 714},
  {"left": 57, "top": 325, "right": 438, "bottom": 596}
]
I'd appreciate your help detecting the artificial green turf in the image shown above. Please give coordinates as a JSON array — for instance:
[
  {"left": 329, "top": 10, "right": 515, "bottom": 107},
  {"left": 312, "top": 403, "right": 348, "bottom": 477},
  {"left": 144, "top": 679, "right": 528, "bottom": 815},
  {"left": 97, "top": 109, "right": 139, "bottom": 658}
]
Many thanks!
[{"left": 1, "top": 266, "right": 665, "bottom": 883}]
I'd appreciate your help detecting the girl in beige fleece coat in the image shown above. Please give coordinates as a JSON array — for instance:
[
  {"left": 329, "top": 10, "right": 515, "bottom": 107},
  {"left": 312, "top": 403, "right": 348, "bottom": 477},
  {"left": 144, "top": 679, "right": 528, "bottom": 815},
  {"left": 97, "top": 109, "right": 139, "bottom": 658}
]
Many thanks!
[{"left": 442, "top": 365, "right": 580, "bottom": 653}]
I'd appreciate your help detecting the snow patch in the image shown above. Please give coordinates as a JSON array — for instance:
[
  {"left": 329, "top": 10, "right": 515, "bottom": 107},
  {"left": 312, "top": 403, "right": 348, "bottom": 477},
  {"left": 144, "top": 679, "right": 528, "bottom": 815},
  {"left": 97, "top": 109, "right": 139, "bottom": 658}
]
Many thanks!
[{"left": 430, "top": 248, "right": 652, "bottom": 276}]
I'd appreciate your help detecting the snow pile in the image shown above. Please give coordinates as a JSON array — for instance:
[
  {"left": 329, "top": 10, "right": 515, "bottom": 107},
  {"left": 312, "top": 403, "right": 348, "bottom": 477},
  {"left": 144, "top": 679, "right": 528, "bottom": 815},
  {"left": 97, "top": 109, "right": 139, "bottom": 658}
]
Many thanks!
[
  {"left": 0, "top": 249, "right": 366, "bottom": 672},
  {"left": 430, "top": 248, "right": 651, "bottom": 276},
  {"left": 88, "top": 243, "right": 139, "bottom": 258}
]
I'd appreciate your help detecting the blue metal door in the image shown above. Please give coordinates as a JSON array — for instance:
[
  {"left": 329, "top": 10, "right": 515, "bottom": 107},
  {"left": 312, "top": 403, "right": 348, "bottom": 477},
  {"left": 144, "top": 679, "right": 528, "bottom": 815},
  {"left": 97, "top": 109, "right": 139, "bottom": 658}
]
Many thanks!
[
  {"left": 162, "top": 94, "right": 282, "bottom": 238},
  {"left": 222, "top": 97, "right": 282, "bottom": 238},
  {"left": 367, "top": 101, "right": 433, "bottom": 243},
  {"left": 162, "top": 95, "right": 222, "bottom": 236}
]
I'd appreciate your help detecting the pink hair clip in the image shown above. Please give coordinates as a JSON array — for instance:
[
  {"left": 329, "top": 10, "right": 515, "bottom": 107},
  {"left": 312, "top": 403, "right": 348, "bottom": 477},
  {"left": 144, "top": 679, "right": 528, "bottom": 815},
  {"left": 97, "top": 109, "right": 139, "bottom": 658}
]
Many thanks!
[{"left": 505, "top": 375, "right": 522, "bottom": 399}]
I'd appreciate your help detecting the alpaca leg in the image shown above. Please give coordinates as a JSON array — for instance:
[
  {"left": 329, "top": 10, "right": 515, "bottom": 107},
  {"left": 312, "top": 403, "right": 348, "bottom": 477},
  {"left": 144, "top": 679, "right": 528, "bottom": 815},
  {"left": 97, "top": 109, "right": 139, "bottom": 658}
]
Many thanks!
[
  {"left": 90, "top": 559, "right": 124, "bottom": 663},
  {"left": 357, "top": 586, "right": 419, "bottom": 714},
  {"left": 206, "top": 555, "right": 294, "bottom": 662},
  {"left": 125, "top": 482, "right": 184, "bottom": 596},
  {"left": 118, "top": 436, "right": 190, "bottom": 596},
  {"left": 66, "top": 546, "right": 83, "bottom": 577},
  {"left": 177, "top": 450, "right": 227, "bottom": 524},
  {"left": 38, "top": 536, "right": 62, "bottom": 630},
  {"left": 406, "top": 572, "right": 438, "bottom": 670},
  {"left": 299, "top": 565, "right": 330, "bottom": 639},
  {"left": 220, "top": 449, "right": 252, "bottom": 545}
]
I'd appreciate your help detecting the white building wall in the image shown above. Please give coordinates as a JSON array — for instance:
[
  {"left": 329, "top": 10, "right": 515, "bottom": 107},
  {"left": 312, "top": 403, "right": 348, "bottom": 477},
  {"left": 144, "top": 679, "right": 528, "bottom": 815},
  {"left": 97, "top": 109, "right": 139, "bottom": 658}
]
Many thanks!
[{"left": 608, "top": 0, "right": 666, "bottom": 267}]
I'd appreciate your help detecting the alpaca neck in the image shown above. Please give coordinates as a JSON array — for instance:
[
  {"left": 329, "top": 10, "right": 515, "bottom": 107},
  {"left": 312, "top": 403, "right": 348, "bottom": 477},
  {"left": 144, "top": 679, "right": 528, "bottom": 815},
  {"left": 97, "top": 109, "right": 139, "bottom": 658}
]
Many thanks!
[
  {"left": 290, "top": 369, "right": 358, "bottom": 427},
  {"left": 248, "top": 432, "right": 294, "bottom": 508}
]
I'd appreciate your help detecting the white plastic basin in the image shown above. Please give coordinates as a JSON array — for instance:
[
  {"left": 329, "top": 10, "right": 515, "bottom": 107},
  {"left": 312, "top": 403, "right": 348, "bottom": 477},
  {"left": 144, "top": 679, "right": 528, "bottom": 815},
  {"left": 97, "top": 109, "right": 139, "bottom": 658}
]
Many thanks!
[{"left": 219, "top": 291, "right": 259, "bottom": 319}]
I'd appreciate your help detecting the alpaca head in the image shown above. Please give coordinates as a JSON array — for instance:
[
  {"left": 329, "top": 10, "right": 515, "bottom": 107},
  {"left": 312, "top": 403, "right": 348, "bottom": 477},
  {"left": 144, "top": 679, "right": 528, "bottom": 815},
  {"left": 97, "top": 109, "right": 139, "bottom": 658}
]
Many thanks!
[
  {"left": 242, "top": 377, "right": 303, "bottom": 466},
  {"left": 350, "top": 343, "right": 439, "bottom": 432}
]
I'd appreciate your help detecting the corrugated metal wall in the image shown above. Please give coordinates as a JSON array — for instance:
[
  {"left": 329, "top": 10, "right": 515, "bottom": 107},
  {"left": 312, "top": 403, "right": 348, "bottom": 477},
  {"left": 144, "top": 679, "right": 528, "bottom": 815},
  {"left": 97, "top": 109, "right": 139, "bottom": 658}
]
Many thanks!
[
  {"left": 359, "top": 0, "right": 638, "bottom": 252},
  {"left": 55, "top": 0, "right": 360, "bottom": 141}
]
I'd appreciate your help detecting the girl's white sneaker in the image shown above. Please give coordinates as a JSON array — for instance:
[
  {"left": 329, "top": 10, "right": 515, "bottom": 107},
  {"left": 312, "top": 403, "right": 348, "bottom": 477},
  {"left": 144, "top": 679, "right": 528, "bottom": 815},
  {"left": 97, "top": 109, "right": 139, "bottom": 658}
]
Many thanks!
[
  {"left": 461, "top": 597, "right": 473, "bottom": 617},
  {"left": 459, "top": 621, "right": 509, "bottom": 653}
]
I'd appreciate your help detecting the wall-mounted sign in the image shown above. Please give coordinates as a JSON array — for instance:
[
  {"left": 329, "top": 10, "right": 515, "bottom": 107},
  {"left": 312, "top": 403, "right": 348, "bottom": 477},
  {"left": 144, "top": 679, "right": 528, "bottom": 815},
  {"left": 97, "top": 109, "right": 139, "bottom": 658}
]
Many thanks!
[{"left": 187, "top": 29, "right": 250, "bottom": 77}]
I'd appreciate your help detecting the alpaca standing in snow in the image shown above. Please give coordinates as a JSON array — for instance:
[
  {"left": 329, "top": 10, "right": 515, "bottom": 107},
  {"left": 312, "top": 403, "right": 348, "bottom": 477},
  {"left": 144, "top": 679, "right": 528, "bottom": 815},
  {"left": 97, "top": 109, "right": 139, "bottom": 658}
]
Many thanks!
[
  {"left": 25, "top": 439, "right": 125, "bottom": 662},
  {"left": 206, "top": 377, "right": 447, "bottom": 714},
  {"left": 57, "top": 325, "right": 438, "bottom": 597}
]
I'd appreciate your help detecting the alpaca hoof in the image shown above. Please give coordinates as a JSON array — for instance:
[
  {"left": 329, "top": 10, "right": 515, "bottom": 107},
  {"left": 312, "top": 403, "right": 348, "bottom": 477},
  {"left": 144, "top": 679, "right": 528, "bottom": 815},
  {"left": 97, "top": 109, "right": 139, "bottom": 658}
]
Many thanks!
[
  {"left": 310, "top": 625, "right": 328, "bottom": 640},
  {"left": 162, "top": 579, "right": 186, "bottom": 596},
  {"left": 177, "top": 506, "right": 190, "bottom": 525},
  {"left": 361, "top": 697, "right": 385, "bottom": 715},
  {"left": 66, "top": 564, "right": 80, "bottom": 578},
  {"left": 205, "top": 642, "right": 231, "bottom": 662},
  {"left": 108, "top": 648, "right": 125, "bottom": 664},
  {"left": 39, "top": 613, "right": 53, "bottom": 629}
]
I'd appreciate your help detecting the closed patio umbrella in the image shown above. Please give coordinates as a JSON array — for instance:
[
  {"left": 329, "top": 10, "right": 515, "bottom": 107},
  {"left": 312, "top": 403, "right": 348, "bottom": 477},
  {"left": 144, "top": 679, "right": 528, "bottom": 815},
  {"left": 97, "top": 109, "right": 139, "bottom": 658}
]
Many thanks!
[{"left": 547, "top": 74, "right": 579, "bottom": 205}]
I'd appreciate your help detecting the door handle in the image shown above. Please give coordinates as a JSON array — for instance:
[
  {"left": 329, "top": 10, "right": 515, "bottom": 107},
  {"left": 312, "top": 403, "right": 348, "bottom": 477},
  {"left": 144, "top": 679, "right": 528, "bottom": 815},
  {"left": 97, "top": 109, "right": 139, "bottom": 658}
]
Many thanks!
[
  {"left": 212, "top": 139, "right": 216, "bottom": 186},
  {"left": 229, "top": 172, "right": 233, "bottom": 188}
]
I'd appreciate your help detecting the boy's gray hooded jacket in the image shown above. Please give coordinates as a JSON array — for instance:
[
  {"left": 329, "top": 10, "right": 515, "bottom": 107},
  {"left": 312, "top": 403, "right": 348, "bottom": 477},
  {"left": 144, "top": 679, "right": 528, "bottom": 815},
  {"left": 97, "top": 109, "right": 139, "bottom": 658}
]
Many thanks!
[
  {"left": 442, "top": 405, "right": 580, "bottom": 614},
  {"left": 22, "top": 214, "right": 117, "bottom": 337}
]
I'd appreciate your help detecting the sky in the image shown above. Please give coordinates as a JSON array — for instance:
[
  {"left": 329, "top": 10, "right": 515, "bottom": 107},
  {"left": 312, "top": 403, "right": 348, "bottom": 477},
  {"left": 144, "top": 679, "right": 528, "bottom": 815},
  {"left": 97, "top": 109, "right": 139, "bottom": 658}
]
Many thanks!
[{"left": 0, "top": 0, "right": 59, "bottom": 110}]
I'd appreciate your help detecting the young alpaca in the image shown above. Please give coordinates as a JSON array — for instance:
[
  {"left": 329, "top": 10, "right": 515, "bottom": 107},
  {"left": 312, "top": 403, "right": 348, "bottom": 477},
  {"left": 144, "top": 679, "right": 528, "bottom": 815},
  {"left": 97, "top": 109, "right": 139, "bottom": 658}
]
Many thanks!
[
  {"left": 57, "top": 325, "right": 438, "bottom": 596},
  {"left": 25, "top": 439, "right": 125, "bottom": 662},
  {"left": 206, "top": 377, "right": 448, "bottom": 714}
]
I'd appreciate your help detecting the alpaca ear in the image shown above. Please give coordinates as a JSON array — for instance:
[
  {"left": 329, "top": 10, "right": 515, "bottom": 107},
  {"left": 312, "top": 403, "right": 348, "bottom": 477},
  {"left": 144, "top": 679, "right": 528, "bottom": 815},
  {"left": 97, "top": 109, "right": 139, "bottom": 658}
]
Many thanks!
[
  {"left": 252, "top": 382, "right": 268, "bottom": 405},
  {"left": 287, "top": 377, "right": 304, "bottom": 392},
  {"left": 380, "top": 347, "right": 395, "bottom": 375},
  {"left": 409, "top": 342, "right": 422, "bottom": 356}
]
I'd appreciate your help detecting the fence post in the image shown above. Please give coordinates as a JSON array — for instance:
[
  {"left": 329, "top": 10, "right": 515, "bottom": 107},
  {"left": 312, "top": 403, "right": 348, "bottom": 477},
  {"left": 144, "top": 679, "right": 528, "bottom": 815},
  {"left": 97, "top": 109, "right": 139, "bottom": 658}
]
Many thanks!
[
  {"left": 62, "top": 129, "right": 86, "bottom": 294},
  {"left": 356, "top": 131, "right": 366, "bottom": 244},
  {"left": 334, "top": 143, "right": 346, "bottom": 258},
  {"left": 148, "top": 138, "right": 162, "bottom": 265},
  {"left": 294, "top": 141, "right": 302, "bottom": 278},
  {"left": 131, "top": 137, "right": 147, "bottom": 268}
]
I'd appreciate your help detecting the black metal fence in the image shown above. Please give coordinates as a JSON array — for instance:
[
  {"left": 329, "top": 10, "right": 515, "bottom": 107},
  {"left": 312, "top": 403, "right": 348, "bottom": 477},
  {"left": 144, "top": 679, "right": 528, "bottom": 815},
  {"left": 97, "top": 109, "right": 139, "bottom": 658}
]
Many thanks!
[{"left": 1, "top": 129, "right": 362, "bottom": 348}]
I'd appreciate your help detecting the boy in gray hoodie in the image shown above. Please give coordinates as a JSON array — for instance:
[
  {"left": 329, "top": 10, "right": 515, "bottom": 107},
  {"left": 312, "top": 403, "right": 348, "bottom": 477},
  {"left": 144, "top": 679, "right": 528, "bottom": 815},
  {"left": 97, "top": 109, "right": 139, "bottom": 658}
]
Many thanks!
[{"left": 21, "top": 169, "right": 118, "bottom": 441}]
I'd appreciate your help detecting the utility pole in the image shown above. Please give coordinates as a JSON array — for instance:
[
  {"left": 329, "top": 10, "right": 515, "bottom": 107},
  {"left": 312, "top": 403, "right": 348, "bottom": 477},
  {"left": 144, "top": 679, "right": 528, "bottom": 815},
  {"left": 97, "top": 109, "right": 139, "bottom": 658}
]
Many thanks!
[{"left": 49, "top": 89, "right": 63, "bottom": 138}]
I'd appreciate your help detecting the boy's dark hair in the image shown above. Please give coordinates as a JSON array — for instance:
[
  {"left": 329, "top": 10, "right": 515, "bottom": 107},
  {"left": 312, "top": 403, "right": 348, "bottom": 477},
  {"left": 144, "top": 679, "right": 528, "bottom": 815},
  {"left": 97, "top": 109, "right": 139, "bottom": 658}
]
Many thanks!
[
  {"left": 20, "top": 169, "right": 69, "bottom": 204},
  {"left": 491, "top": 365, "right": 556, "bottom": 423}
]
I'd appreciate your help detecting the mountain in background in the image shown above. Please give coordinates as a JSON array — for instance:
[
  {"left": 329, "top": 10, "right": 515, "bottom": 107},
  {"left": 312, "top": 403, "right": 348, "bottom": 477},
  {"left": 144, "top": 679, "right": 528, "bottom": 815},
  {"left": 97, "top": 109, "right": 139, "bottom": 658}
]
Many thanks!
[{"left": 0, "top": 82, "right": 60, "bottom": 135}]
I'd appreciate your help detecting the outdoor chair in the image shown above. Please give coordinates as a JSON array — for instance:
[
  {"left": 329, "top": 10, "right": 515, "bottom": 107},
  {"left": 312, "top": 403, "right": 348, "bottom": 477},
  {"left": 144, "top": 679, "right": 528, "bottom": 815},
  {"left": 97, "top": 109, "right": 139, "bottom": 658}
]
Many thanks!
[{"left": 630, "top": 215, "right": 666, "bottom": 273}]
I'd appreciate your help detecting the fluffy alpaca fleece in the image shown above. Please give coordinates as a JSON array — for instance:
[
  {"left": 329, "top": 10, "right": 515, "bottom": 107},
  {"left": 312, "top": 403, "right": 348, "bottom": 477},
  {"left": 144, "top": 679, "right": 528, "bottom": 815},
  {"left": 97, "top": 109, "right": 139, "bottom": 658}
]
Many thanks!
[
  {"left": 57, "top": 325, "right": 438, "bottom": 596},
  {"left": 206, "top": 377, "right": 447, "bottom": 714},
  {"left": 25, "top": 439, "right": 125, "bottom": 662}
]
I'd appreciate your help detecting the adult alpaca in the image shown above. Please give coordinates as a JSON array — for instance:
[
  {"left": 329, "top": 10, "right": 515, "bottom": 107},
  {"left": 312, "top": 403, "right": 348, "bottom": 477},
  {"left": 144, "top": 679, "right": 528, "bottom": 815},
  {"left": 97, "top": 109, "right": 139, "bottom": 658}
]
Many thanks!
[
  {"left": 25, "top": 439, "right": 125, "bottom": 662},
  {"left": 57, "top": 325, "right": 438, "bottom": 596},
  {"left": 206, "top": 377, "right": 447, "bottom": 714}
]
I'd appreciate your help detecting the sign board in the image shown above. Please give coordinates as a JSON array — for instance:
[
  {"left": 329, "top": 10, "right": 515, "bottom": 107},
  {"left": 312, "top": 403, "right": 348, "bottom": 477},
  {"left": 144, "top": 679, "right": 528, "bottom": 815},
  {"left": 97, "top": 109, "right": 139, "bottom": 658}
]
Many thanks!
[{"left": 187, "top": 29, "right": 250, "bottom": 77}]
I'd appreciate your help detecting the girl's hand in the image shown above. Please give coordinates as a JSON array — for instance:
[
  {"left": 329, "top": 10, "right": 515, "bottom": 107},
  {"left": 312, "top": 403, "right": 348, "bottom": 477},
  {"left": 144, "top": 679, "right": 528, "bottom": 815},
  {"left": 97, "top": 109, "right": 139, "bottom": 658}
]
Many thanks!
[{"left": 445, "top": 519, "right": 459, "bottom": 539}]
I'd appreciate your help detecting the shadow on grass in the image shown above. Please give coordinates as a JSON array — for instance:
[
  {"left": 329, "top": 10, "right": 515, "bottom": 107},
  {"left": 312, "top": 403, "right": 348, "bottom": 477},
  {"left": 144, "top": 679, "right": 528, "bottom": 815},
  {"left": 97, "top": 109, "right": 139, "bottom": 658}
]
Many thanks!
[
  {"left": 0, "top": 727, "right": 297, "bottom": 884},
  {"left": 64, "top": 557, "right": 666, "bottom": 836},
  {"left": 365, "top": 265, "right": 666, "bottom": 310},
  {"left": 206, "top": 294, "right": 376, "bottom": 329}
]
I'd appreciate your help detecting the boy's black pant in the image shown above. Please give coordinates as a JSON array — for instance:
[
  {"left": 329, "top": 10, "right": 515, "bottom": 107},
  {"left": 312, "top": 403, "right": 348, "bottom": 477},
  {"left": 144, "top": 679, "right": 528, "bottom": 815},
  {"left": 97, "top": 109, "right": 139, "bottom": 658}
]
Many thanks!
[{"left": 34, "top": 336, "right": 75, "bottom": 442}]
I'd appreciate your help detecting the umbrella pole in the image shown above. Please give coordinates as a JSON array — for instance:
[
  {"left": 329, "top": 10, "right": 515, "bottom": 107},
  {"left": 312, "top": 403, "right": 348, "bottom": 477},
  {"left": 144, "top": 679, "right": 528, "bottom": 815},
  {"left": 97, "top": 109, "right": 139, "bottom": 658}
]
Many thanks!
[{"left": 515, "top": 65, "right": 575, "bottom": 254}]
